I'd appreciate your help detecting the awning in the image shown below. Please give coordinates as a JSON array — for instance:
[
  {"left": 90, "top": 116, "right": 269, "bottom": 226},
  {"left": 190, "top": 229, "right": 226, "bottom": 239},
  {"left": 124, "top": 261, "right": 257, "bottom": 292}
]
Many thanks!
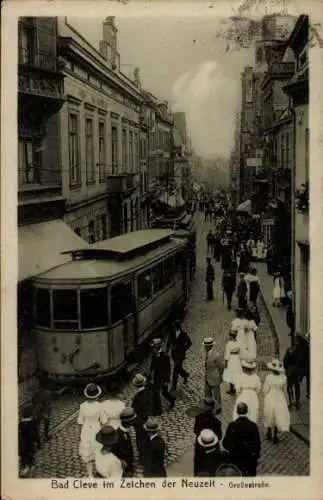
[
  {"left": 237, "top": 199, "right": 252, "bottom": 214},
  {"left": 158, "top": 192, "right": 185, "bottom": 208},
  {"left": 18, "top": 219, "right": 88, "bottom": 282}
]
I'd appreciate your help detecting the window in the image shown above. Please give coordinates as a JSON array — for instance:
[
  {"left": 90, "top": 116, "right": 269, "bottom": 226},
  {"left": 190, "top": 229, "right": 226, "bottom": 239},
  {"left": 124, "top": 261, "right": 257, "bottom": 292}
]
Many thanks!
[
  {"left": 122, "top": 129, "right": 127, "bottom": 171},
  {"left": 137, "top": 270, "right": 152, "bottom": 304},
  {"left": 80, "top": 288, "right": 108, "bottom": 329},
  {"left": 75, "top": 227, "right": 81, "bottom": 237},
  {"left": 111, "top": 125, "right": 118, "bottom": 173},
  {"left": 96, "top": 215, "right": 102, "bottom": 241},
  {"left": 85, "top": 118, "right": 94, "bottom": 182},
  {"left": 53, "top": 289, "right": 78, "bottom": 330},
  {"left": 163, "top": 256, "right": 174, "bottom": 286},
  {"left": 286, "top": 132, "right": 290, "bottom": 170},
  {"left": 152, "top": 262, "right": 164, "bottom": 294},
  {"left": 129, "top": 131, "right": 134, "bottom": 172},
  {"left": 280, "top": 134, "right": 285, "bottom": 169},
  {"left": 305, "top": 128, "right": 309, "bottom": 182},
  {"left": 68, "top": 113, "right": 80, "bottom": 185},
  {"left": 111, "top": 282, "right": 133, "bottom": 325},
  {"left": 20, "top": 25, "right": 35, "bottom": 65},
  {"left": 174, "top": 251, "right": 183, "bottom": 277},
  {"left": 35, "top": 288, "right": 50, "bottom": 327},
  {"left": 99, "top": 122, "right": 106, "bottom": 182},
  {"left": 135, "top": 132, "right": 139, "bottom": 170},
  {"left": 89, "top": 220, "right": 95, "bottom": 243},
  {"left": 18, "top": 138, "right": 41, "bottom": 184},
  {"left": 101, "top": 214, "right": 107, "bottom": 240}
]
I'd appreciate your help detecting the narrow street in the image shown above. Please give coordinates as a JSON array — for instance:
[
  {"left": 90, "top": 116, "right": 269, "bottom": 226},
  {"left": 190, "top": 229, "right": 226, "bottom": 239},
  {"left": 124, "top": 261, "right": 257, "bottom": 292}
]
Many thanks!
[{"left": 26, "top": 211, "right": 309, "bottom": 478}]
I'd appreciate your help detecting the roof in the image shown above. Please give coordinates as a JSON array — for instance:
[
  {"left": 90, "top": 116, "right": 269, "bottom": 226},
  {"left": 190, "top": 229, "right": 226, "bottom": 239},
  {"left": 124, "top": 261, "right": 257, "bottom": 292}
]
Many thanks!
[
  {"left": 90, "top": 229, "right": 174, "bottom": 254},
  {"left": 18, "top": 220, "right": 87, "bottom": 282},
  {"left": 33, "top": 237, "right": 185, "bottom": 283}
]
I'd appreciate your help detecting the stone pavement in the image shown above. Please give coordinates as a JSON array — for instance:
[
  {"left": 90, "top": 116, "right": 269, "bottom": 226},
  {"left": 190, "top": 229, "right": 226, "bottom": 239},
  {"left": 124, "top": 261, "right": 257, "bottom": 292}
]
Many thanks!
[
  {"left": 255, "top": 263, "right": 310, "bottom": 444},
  {"left": 22, "top": 213, "right": 309, "bottom": 478}
]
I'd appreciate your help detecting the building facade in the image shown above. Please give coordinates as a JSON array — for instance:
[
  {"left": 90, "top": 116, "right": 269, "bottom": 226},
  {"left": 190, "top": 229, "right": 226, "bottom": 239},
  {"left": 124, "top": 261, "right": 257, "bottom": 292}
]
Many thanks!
[{"left": 57, "top": 17, "right": 143, "bottom": 240}]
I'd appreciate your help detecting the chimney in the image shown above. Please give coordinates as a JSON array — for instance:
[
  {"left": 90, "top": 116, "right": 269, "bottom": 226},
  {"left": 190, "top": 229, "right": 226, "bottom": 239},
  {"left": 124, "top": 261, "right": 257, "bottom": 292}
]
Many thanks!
[
  {"left": 133, "top": 68, "right": 141, "bottom": 88},
  {"left": 100, "top": 17, "right": 118, "bottom": 68}
]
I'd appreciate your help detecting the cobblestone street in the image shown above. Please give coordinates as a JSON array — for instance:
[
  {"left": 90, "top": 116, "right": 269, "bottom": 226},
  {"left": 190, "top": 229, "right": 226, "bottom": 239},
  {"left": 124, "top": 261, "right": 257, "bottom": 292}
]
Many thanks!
[{"left": 25, "top": 212, "right": 309, "bottom": 478}]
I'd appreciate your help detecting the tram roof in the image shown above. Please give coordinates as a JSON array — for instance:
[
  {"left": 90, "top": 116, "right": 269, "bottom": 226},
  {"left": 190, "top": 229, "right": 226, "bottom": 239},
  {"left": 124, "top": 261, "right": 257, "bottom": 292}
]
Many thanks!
[
  {"left": 34, "top": 236, "right": 185, "bottom": 283},
  {"left": 90, "top": 229, "right": 175, "bottom": 254}
]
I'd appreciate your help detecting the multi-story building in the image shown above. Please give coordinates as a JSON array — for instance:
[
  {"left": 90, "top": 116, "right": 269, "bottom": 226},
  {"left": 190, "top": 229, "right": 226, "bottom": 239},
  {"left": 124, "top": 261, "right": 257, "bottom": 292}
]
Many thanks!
[
  {"left": 239, "top": 66, "right": 255, "bottom": 202},
  {"left": 57, "top": 17, "right": 143, "bottom": 239},
  {"left": 17, "top": 17, "right": 68, "bottom": 402},
  {"left": 230, "top": 112, "right": 241, "bottom": 206},
  {"left": 283, "top": 15, "right": 309, "bottom": 335}
]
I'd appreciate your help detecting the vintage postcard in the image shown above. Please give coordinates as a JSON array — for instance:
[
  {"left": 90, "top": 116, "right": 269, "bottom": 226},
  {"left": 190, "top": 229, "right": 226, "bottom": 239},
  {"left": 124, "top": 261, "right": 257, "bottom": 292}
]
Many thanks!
[{"left": 1, "top": 0, "right": 323, "bottom": 499}]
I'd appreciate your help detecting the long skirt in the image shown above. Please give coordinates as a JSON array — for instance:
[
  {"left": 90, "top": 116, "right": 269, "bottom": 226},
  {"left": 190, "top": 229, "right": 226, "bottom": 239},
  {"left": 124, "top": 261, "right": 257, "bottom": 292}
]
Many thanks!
[
  {"left": 223, "top": 354, "right": 242, "bottom": 386},
  {"left": 264, "top": 388, "right": 290, "bottom": 432}
]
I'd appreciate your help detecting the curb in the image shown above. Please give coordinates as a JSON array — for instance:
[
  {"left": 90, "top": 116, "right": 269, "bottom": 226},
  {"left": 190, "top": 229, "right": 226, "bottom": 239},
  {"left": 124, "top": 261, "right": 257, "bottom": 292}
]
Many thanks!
[{"left": 290, "top": 424, "right": 310, "bottom": 445}]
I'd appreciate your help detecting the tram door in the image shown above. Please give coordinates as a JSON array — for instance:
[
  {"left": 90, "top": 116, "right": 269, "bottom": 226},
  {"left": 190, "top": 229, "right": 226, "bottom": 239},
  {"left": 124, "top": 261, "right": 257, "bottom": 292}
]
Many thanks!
[{"left": 121, "top": 280, "right": 137, "bottom": 357}]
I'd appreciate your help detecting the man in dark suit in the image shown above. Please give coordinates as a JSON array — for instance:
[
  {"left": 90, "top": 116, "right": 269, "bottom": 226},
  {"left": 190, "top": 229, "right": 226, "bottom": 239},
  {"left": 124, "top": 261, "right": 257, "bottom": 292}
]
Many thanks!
[
  {"left": 132, "top": 373, "right": 153, "bottom": 464},
  {"left": 222, "top": 402, "right": 261, "bottom": 477},
  {"left": 205, "top": 257, "right": 215, "bottom": 300},
  {"left": 149, "top": 338, "right": 175, "bottom": 415},
  {"left": 142, "top": 418, "right": 167, "bottom": 477},
  {"left": 112, "top": 407, "right": 136, "bottom": 477},
  {"left": 166, "top": 319, "right": 192, "bottom": 391},
  {"left": 194, "top": 398, "right": 222, "bottom": 439}
]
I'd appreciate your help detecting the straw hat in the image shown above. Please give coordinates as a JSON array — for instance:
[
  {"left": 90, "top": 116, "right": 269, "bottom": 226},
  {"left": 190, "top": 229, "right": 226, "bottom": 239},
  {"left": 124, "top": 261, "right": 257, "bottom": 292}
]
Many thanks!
[
  {"left": 143, "top": 418, "right": 160, "bottom": 433},
  {"left": 241, "top": 360, "right": 256, "bottom": 370},
  {"left": 203, "top": 337, "right": 214, "bottom": 347},
  {"left": 267, "top": 359, "right": 285, "bottom": 373},
  {"left": 197, "top": 429, "right": 219, "bottom": 448},
  {"left": 132, "top": 373, "right": 147, "bottom": 388},
  {"left": 230, "top": 345, "right": 240, "bottom": 355},
  {"left": 120, "top": 407, "right": 136, "bottom": 424},
  {"left": 84, "top": 383, "right": 102, "bottom": 400},
  {"left": 229, "top": 330, "right": 238, "bottom": 338},
  {"left": 150, "top": 338, "right": 162, "bottom": 348},
  {"left": 96, "top": 425, "right": 118, "bottom": 446}
]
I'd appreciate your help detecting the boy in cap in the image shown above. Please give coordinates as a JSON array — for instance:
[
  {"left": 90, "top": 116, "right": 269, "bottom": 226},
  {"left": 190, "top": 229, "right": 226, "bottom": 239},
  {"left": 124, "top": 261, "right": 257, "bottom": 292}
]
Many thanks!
[{"left": 149, "top": 338, "right": 175, "bottom": 415}]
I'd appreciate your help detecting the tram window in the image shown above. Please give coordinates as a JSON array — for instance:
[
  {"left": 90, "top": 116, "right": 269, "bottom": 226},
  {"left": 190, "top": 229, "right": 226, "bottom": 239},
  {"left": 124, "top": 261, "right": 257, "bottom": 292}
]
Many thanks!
[
  {"left": 53, "top": 289, "right": 78, "bottom": 330},
  {"left": 35, "top": 288, "right": 50, "bottom": 327},
  {"left": 80, "top": 288, "right": 108, "bottom": 329},
  {"left": 137, "top": 270, "right": 152, "bottom": 304},
  {"left": 163, "top": 256, "right": 174, "bottom": 285},
  {"left": 111, "top": 282, "right": 133, "bottom": 325},
  {"left": 174, "top": 251, "right": 183, "bottom": 276},
  {"left": 152, "top": 262, "right": 164, "bottom": 294}
]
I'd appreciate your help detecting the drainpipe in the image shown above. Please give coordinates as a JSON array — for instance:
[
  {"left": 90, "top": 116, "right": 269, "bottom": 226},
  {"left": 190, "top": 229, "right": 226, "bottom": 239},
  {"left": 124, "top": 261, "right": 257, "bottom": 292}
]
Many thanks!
[{"left": 289, "top": 96, "right": 296, "bottom": 345}]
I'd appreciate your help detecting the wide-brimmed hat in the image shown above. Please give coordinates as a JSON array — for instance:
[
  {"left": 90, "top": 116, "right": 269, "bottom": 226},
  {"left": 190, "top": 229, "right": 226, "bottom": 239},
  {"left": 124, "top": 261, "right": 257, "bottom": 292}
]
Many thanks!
[
  {"left": 150, "top": 337, "right": 162, "bottom": 348},
  {"left": 267, "top": 359, "right": 285, "bottom": 373},
  {"left": 230, "top": 345, "right": 240, "bottom": 354},
  {"left": 197, "top": 429, "right": 219, "bottom": 448},
  {"left": 143, "top": 418, "right": 160, "bottom": 433},
  {"left": 229, "top": 330, "right": 238, "bottom": 337},
  {"left": 203, "top": 337, "right": 214, "bottom": 347},
  {"left": 96, "top": 425, "right": 118, "bottom": 446},
  {"left": 241, "top": 360, "right": 256, "bottom": 370},
  {"left": 84, "top": 383, "right": 102, "bottom": 400},
  {"left": 132, "top": 373, "right": 147, "bottom": 387},
  {"left": 120, "top": 407, "right": 136, "bottom": 424}
]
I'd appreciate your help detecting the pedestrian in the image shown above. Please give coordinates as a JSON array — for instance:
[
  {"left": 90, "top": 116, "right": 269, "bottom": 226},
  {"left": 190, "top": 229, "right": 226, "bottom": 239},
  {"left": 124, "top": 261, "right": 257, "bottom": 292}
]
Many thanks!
[
  {"left": 113, "top": 407, "right": 136, "bottom": 477},
  {"left": 286, "top": 291, "right": 295, "bottom": 341},
  {"left": 266, "top": 244, "right": 274, "bottom": 275},
  {"left": 221, "top": 243, "right": 232, "bottom": 271},
  {"left": 247, "top": 304, "right": 260, "bottom": 328},
  {"left": 77, "top": 383, "right": 107, "bottom": 477},
  {"left": 149, "top": 337, "right": 175, "bottom": 415},
  {"left": 222, "top": 270, "right": 236, "bottom": 310},
  {"left": 223, "top": 330, "right": 242, "bottom": 395},
  {"left": 101, "top": 389, "right": 126, "bottom": 430},
  {"left": 222, "top": 402, "right": 261, "bottom": 477},
  {"left": 205, "top": 207, "right": 209, "bottom": 222},
  {"left": 31, "top": 382, "right": 52, "bottom": 448},
  {"left": 238, "top": 248, "right": 249, "bottom": 273},
  {"left": 231, "top": 308, "right": 249, "bottom": 337},
  {"left": 237, "top": 322, "right": 257, "bottom": 362},
  {"left": 295, "top": 332, "right": 310, "bottom": 400},
  {"left": 236, "top": 273, "right": 248, "bottom": 310},
  {"left": 19, "top": 405, "right": 39, "bottom": 477},
  {"left": 263, "top": 359, "right": 290, "bottom": 443},
  {"left": 257, "top": 239, "right": 265, "bottom": 262},
  {"left": 247, "top": 268, "right": 260, "bottom": 305},
  {"left": 194, "top": 430, "right": 228, "bottom": 477},
  {"left": 273, "top": 271, "right": 285, "bottom": 307},
  {"left": 193, "top": 397, "right": 222, "bottom": 439},
  {"left": 203, "top": 338, "right": 223, "bottom": 413},
  {"left": 213, "top": 232, "right": 221, "bottom": 262},
  {"left": 142, "top": 418, "right": 167, "bottom": 477},
  {"left": 132, "top": 373, "right": 153, "bottom": 464},
  {"left": 205, "top": 257, "right": 215, "bottom": 301},
  {"left": 206, "top": 230, "right": 214, "bottom": 254},
  {"left": 283, "top": 342, "right": 300, "bottom": 409},
  {"left": 233, "top": 360, "right": 261, "bottom": 424},
  {"left": 94, "top": 425, "right": 123, "bottom": 478},
  {"left": 166, "top": 318, "right": 192, "bottom": 391}
]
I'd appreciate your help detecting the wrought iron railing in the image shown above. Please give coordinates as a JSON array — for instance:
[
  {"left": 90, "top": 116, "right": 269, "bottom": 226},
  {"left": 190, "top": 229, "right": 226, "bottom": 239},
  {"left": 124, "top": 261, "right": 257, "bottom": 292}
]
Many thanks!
[{"left": 19, "top": 48, "right": 58, "bottom": 72}]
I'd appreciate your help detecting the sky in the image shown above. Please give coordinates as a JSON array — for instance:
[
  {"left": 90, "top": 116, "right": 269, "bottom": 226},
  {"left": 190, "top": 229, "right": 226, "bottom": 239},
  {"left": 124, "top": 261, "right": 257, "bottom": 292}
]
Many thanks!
[{"left": 68, "top": 16, "right": 253, "bottom": 159}]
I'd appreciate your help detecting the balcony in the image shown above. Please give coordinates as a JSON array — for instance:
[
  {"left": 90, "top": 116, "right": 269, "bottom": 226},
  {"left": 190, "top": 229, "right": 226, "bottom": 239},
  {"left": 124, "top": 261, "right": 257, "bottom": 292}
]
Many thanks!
[
  {"left": 19, "top": 48, "right": 59, "bottom": 72},
  {"left": 139, "top": 115, "right": 149, "bottom": 128},
  {"left": 107, "top": 171, "right": 140, "bottom": 195}
]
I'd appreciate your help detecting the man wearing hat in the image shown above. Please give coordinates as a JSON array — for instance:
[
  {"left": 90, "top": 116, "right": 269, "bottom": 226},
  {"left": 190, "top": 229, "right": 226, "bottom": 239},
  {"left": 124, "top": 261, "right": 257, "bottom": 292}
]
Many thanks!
[
  {"left": 132, "top": 374, "right": 153, "bottom": 464},
  {"left": 194, "top": 429, "right": 228, "bottom": 477},
  {"left": 112, "top": 408, "right": 136, "bottom": 477},
  {"left": 222, "top": 402, "right": 261, "bottom": 477},
  {"left": 149, "top": 338, "right": 175, "bottom": 415},
  {"left": 203, "top": 338, "right": 224, "bottom": 413},
  {"left": 205, "top": 257, "right": 215, "bottom": 300},
  {"left": 95, "top": 425, "right": 123, "bottom": 478},
  {"left": 141, "top": 418, "right": 166, "bottom": 477},
  {"left": 166, "top": 318, "right": 192, "bottom": 391},
  {"left": 194, "top": 398, "right": 222, "bottom": 439}
]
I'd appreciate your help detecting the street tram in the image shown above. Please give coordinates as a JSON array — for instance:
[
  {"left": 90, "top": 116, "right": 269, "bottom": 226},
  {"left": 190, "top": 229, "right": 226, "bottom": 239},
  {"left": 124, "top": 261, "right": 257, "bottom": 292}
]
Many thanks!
[{"left": 31, "top": 229, "right": 189, "bottom": 384}]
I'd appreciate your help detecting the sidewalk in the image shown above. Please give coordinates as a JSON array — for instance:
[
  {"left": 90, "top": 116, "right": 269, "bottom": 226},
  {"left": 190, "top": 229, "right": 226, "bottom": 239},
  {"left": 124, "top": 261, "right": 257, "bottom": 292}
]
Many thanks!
[{"left": 255, "top": 263, "right": 310, "bottom": 444}]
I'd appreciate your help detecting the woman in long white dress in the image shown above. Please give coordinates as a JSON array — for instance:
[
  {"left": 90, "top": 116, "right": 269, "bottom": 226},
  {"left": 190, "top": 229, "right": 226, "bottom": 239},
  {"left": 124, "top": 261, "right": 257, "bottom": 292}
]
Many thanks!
[
  {"left": 273, "top": 272, "right": 285, "bottom": 307},
  {"left": 231, "top": 308, "right": 249, "bottom": 338},
  {"left": 237, "top": 324, "right": 257, "bottom": 361},
  {"left": 77, "top": 383, "right": 107, "bottom": 477},
  {"left": 263, "top": 359, "right": 290, "bottom": 443},
  {"left": 233, "top": 360, "right": 261, "bottom": 424},
  {"left": 101, "top": 390, "right": 126, "bottom": 430},
  {"left": 222, "top": 330, "right": 242, "bottom": 395}
]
